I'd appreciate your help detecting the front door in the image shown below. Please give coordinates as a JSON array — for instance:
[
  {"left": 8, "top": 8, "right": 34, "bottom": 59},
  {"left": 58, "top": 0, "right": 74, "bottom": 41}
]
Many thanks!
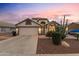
[{"left": 38, "top": 27, "right": 45, "bottom": 35}]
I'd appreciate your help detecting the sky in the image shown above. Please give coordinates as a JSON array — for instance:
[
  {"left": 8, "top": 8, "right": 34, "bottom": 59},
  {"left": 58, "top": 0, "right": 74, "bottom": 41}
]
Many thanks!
[{"left": 0, "top": 3, "right": 79, "bottom": 24}]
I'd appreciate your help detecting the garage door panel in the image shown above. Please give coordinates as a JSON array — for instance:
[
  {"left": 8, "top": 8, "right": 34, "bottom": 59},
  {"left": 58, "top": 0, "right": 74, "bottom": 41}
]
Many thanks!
[{"left": 19, "top": 28, "right": 38, "bottom": 35}]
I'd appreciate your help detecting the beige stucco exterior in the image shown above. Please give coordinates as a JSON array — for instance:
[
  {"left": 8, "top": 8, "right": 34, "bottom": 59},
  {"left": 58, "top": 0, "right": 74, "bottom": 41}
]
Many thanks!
[
  {"left": 16, "top": 19, "right": 39, "bottom": 36},
  {"left": 19, "top": 28, "right": 38, "bottom": 35},
  {"left": 16, "top": 18, "right": 59, "bottom": 35},
  {"left": 17, "top": 21, "right": 39, "bottom": 27},
  {"left": 38, "top": 20, "right": 48, "bottom": 24},
  {"left": 47, "top": 21, "right": 59, "bottom": 32}
]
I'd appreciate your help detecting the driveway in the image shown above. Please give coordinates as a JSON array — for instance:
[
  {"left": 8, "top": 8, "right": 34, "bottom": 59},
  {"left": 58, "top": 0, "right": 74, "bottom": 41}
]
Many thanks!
[{"left": 0, "top": 35, "right": 38, "bottom": 56}]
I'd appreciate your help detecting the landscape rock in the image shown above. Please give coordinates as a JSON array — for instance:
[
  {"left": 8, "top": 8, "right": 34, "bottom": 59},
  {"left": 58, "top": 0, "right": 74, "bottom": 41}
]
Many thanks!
[{"left": 61, "top": 41, "right": 70, "bottom": 47}]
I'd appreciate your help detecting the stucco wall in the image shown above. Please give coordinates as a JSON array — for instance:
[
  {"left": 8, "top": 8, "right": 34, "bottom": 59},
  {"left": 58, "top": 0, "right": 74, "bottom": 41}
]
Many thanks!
[
  {"left": 16, "top": 19, "right": 40, "bottom": 35},
  {"left": 19, "top": 28, "right": 38, "bottom": 35},
  {"left": 38, "top": 20, "right": 48, "bottom": 24},
  {"left": 17, "top": 21, "right": 38, "bottom": 26}
]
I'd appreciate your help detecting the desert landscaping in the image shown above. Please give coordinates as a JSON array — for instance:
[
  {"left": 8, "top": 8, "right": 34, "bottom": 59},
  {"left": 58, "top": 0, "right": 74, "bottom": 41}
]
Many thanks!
[{"left": 37, "top": 35, "right": 79, "bottom": 54}]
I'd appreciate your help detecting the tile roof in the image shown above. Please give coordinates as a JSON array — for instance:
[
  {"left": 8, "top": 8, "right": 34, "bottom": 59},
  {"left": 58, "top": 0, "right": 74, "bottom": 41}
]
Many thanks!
[{"left": 0, "top": 21, "right": 15, "bottom": 27}]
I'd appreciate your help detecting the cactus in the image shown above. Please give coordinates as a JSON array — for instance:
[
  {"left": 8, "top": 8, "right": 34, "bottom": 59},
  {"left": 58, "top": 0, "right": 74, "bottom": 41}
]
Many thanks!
[{"left": 52, "top": 18, "right": 68, "bottom": 45}]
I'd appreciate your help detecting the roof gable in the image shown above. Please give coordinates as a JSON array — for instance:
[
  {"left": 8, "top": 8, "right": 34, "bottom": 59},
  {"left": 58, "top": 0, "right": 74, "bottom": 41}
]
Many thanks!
[
  {"left": 16, "top": 18, "right": 41, "bottom": 26},
  {"left": 47, "top": 21, "right": 60, "bottom": 25},
  {"left": 68, "top": 22, "right": 79, "bottom": 26},
  {"left": 32, "top": 17, "right": 49, "bottom": 22}
]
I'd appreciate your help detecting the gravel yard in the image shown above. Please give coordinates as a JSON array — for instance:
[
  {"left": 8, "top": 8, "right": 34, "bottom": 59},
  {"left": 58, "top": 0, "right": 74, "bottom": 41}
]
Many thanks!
[
  {"left": 0, "top": 34, "right": 12, "bottom": 41},
  {"left": 37, "top": 35, "right": 79, "bottom": 54}
]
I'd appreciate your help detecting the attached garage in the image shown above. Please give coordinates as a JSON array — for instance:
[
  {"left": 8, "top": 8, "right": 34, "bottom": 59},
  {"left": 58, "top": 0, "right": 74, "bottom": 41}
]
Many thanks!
[
  {"left": 16, "top": 18, "right": 40, "bottom": 36},
  {"left": 19, "top": 27, "right": 38, "bottom": 35}
]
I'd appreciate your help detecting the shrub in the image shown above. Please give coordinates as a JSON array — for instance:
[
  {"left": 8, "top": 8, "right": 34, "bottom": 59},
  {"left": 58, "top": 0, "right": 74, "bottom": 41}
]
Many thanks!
[
  {"left": 46, "top": 31, "right": 53, "bottom": 37},
  {"left": 46, "top": 31, "right": 53, "bottom": 39},
  {"left": 52, "top": 32, "right": 61, "bottom": 45},
  {"left": 56, "top": 25, "right": 66, "bottom": 40},
  {"left": 12, "top": 31, "right": 16, "bottom": 36},
  {"left": 51, "top": 19, "right": 68, "bottom": 45},
  {"left": 52, "top": 25, "right": 66, "bottom": 45}
]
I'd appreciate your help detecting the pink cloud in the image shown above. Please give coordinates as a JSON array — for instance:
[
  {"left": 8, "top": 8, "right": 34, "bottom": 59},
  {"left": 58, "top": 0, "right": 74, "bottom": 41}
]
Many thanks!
[{"left": 1, "top": 4, "right": 79, "bottom": 24}]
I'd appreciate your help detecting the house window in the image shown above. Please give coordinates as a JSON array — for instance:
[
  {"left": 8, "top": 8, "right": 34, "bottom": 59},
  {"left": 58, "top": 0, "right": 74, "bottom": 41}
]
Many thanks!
[
  {"left": 41, "top": 21, "right": 46, "bottom": 26},
  {"left": 66, "top": 27, "right": 68, "bottom": 31},
  {"left": 1, "top": 28, "right": 5, "bottom": 32},
  {"left": 41, "top": 21, "right": 46, "bottom": 24},
  {"left": 25, "top": 20, "right": 32, "bottom": 25}
]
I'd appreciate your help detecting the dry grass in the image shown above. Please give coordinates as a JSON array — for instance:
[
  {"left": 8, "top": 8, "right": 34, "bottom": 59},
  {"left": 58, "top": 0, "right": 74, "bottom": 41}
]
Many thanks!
[{"left": 0, "top": 33, "right": 12, "bottom": 41}]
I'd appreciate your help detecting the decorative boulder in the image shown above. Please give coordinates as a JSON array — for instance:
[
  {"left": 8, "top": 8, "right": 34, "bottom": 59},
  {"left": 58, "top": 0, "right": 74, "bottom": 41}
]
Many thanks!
[{"left": 61, "top": 41, "right": 70, "bottom": 47}]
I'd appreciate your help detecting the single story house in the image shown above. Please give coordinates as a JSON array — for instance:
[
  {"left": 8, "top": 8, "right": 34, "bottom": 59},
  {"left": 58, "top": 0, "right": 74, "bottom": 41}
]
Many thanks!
[
  {"left": 15, "top": 18, "right": 41, "bottom": 36},
  {"left": 0, "top": 21, "right": 15, "bottom": 35},
  {"left": 16, "top": 18, "right": 60, "bottom": 36},
  {"left": 68, "top": 22, "right": 79, "bottom": 31}
]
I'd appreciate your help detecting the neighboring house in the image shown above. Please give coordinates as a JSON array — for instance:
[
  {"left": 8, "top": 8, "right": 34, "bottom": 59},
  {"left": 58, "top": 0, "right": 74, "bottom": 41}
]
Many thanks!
[
  {"left": 68, "top": 22, "right": 79, "bottom": 31},
  {"left": 0, "top": 21, "right": 15, "bottom": 35},
  {"left": 15, "top": 18, "right": 41, "bottom": 36},
  {"left": 16, "top": 18, "right": 60, "bottom": 35}
]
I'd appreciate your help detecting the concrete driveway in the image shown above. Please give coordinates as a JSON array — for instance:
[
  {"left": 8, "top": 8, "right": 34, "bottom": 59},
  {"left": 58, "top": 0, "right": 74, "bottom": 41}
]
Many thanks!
[
  {"left": 65, "top": 35, "right": 77, "bottom": 39},
  {"left": 0, "top": 35, "right": 38, "bottom": 56}
]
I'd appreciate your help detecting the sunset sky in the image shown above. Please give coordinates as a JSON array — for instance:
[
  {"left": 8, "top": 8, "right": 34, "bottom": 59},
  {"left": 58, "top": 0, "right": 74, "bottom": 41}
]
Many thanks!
[{"left": 0, "top": 3, "right": 79, "bottom": 24}]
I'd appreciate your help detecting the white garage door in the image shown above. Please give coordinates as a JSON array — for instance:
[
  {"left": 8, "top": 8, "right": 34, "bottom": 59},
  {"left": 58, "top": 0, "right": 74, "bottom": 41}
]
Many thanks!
[{"left": 19, "top": 28, "right": 38, "bottom": 35}]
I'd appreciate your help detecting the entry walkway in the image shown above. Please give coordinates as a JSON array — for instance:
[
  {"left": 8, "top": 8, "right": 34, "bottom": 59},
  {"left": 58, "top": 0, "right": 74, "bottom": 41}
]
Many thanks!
[
  {"left": 38, "top": 35, "right": 49, "bottom": 39},
  {"left": 65, "top": 35, "right": 77, "bottom": 39}
]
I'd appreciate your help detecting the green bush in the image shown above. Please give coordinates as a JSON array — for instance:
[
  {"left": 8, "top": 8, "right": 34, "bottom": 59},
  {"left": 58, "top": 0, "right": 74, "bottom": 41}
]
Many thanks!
[
  {"left": 46, "top": 25, "right": 67, "bottom": 45},
  {"left": 56, "top": 25, "right": 66, "bottom": 40},
  {"left": 46, "top": 31, "right": 53, "bottom": 37},
  {"left": 52, "top": 32, "right": 61, "bottom": 45},
  {"left": 52, "top": 25, "right": 66, "bottom": 45}
]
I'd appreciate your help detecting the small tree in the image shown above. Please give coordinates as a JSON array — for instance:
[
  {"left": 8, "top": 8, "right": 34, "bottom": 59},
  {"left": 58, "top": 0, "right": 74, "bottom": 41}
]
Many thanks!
[{"left": 52, "top": 32, "right": 61, "bottom": 45}]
